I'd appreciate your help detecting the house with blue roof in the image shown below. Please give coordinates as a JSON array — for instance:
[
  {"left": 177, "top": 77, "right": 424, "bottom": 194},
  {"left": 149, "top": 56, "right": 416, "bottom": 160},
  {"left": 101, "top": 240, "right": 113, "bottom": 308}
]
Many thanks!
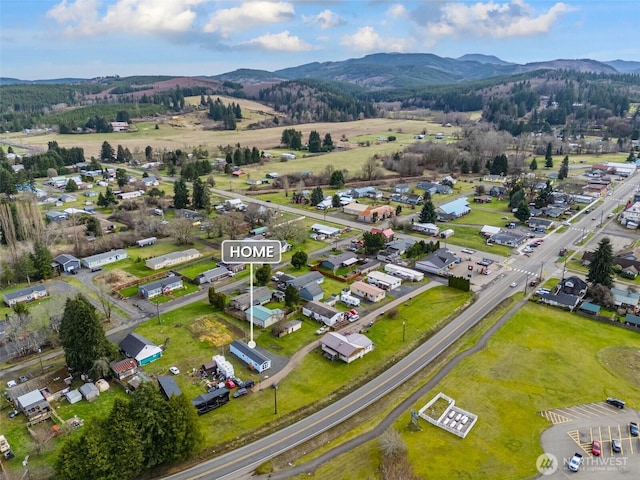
[
  {"left": 417, "top": 182, "right": 453, "bottom": 195},
  {"left": 436, "top": 198, "right": 470, "bottom": 221},
  {"left": 245, "top": 305, "right": 284, "bottom": 328}
]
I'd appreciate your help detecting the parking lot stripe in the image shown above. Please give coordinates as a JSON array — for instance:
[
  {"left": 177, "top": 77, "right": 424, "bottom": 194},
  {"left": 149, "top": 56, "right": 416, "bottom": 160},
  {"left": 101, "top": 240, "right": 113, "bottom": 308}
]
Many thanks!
[
  {"left": 618, "top": 424, "right": 624, "bottom": 455},
  {"left": 569, "top": 405, "right": 599, "bottom": 418},
  {"left": 567, "top": 429, "right": 581, "bottom": 446}
]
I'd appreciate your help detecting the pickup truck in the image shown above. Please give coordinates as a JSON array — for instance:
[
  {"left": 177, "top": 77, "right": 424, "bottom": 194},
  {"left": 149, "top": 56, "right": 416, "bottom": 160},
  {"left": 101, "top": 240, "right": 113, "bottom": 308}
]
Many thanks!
[{"left": 568, "top": 453, "right": 583, "bottom": 472}]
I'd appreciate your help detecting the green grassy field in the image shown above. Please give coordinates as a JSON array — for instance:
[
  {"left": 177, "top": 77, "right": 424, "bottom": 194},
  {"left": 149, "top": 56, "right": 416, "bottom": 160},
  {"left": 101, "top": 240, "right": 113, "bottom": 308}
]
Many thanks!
[
  {"left": 398, "top": 302, "right": 640, "bottom": 480},
  {"left": 445, "top": 225, "right": 513, "bottom": 256}
]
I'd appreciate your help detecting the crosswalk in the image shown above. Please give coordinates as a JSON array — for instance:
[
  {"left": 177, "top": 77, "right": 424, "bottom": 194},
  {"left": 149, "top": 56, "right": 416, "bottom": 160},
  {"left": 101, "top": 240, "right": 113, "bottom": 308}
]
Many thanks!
[{"left": 510, "top": 267, "right": 539, "bottom": 277}]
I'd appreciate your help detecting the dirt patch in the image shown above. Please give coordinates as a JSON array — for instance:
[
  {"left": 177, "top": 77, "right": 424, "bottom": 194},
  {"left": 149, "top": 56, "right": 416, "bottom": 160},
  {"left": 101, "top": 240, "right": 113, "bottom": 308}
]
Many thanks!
[
  {"left": 189, "top": 316, "right": 235, "bottom": 347},
  {"left": 99, "top": 269, "right": 138, "bottom": 288}
]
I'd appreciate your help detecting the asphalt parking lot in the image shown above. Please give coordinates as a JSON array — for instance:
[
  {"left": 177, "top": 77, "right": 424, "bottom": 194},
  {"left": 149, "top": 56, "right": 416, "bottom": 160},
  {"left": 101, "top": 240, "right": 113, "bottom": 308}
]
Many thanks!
[{"left": 539, "top": 402, "right": 640, "bottom": 478}]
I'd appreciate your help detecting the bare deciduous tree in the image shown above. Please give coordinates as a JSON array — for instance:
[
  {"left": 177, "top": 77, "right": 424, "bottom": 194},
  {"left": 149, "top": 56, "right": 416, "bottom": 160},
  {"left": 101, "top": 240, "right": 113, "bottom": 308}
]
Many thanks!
[
  {"left": 361, "top": 156, "right": 382, "bottom": 181},
  {"left": 223, "top": 212, "right": 246, "bottom": 240},
  {"left": 171, "top": 218, "right": 195, "bottom": 245}
]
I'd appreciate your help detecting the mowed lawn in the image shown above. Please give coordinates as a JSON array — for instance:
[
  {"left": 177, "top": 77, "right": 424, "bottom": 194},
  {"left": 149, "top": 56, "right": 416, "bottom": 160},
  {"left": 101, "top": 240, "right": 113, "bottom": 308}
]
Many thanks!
[
  {"left": 397, "top": 302, "right": 640, "bottom": 480},
  {"left": 119, "top": 286, "right": 469, "bottom": 447}
]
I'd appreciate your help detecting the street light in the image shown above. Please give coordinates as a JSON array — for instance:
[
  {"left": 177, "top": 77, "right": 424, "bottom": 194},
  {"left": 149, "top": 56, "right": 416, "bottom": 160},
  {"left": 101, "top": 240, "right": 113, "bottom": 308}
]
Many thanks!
[
  {"left": 272, "top": 383, "right": 278, "bottom": 415},
  {"left": 37, "top": 348, "right": 44, "bottom": 374},
  {"left": 402, "top": 320, "right": 406, "bottom": 343}
]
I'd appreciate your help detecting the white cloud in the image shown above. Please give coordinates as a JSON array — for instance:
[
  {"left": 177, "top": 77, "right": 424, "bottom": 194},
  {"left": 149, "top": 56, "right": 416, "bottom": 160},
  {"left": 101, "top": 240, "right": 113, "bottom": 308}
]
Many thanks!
[
  {"left": 302, "top": 9, "right": 345, "bottom": 29},
  {"left": 340, "top": 26, "right": 410, "bottom": 53},
  {"left": 386, "top": 4, "right": 408, "bottom": 20},
  {"left": 204, "top": 1, "right": 295, "bottom": 38},
  {"left": 47, "top": 0, "right": 205, "bottom": 36},
  {"left": 424, "top": 0, "right": 575, "bottom": 40},
  {"left": 241, "top": 31, "right": 312, "bottom": 51}
]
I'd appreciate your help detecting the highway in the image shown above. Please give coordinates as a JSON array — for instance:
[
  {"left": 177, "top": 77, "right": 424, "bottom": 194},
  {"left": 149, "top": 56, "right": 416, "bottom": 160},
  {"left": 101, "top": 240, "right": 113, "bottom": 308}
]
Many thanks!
[{"left": 163, "top": 178, "right": 639, "bottom": 479}]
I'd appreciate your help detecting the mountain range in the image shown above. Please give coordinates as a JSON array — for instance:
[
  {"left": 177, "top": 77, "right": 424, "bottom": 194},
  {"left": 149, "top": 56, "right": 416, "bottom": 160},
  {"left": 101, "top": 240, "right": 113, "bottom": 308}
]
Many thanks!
[{"left": 2, "top": 53, "right": 639, "bottom": 91}]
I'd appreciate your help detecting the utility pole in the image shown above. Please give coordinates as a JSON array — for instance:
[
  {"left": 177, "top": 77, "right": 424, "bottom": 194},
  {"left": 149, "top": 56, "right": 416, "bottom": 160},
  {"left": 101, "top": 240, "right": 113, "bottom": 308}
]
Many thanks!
[
  {"left": 539, "top": 261, "right": 544, "bottom": 283},
  {"left": 272, "top": 384, "right": 278, "bottom": 415},
  {"left": 402, "top": 320, "right": 406, "bottom": 343}
]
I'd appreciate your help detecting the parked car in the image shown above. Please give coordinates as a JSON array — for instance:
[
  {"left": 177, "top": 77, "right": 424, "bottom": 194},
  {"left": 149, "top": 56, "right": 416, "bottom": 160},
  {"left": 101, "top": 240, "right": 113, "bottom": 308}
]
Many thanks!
[
  {"left": 18, "top": 376, "right": 28, "bottom": 383},
  {"left": 612, "top": 438, "right": 622, "bottom": 453},
  {"left": 243, "top": 380, "right": 255, "bottom": 389},
  {"left": 630, "top": 422, "right": 639, "bottom": 437},
  {"left": 169, "top": 366, "right": 180, "bottom": 375},
  {"left": 568, "top": 452, "right": 583, "bottom": 472},
  {"left": 316, "top": 326, "right": 328, "bottom": 335},
  {"left": 606, "top": 397, "right": 625, "bottom": 409},
  {"left": 591, "top": 439, "right": 601, "bottom": 456},
  {"left": 510, "top": 282, "right": 517, "bottom": 288},
  {"left": 8, "top": 409, "right": 18, "bottom": 418},
  {"left": 233, "top": 388, "right": 248, "bottom": 398},
  {"left": 225, "top": 379, "right": 236, "bottom": 389}
]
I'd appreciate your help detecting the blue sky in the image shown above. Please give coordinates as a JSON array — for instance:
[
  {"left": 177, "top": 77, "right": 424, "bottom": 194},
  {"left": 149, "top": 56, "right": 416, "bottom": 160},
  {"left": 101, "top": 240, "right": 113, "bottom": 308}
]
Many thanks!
[{"left": 1, "top": 0, "right": 638, "bottom": 80}]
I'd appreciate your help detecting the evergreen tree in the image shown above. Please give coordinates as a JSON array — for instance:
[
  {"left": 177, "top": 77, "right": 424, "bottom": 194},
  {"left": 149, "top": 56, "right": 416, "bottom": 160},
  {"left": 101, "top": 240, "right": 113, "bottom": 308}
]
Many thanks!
[
  {"left": 173, "top": 178, "right": 190, "bottom": 209},
  {"left": 32, "top": 242, "right": 53, "bottom": 280},
  {"left": 165, "top": 392, "right": 204, "bottom": 461},
  {"left": 284, "top": 284, "right": 300, "bottom": 309},
  {"left": 310, "top": 186, "right": 324, "bottom": 206},
  {"left": 419, "top": 198, "right": 437, "bottom": 223},
  {"left": 362, "top": 232, "right": 385, "bottom": 254},
  {"left": 65, "top": 179, "right": 78, "bottom": 192},
  {"left": 515, "top": 200, "right": 531, "bottom": 223},
  {"left": 545, "top": 142, "right": 553, "bottom": 168},
  {"left": 115, "top": 168, "right": 128, "bottom": 187},
  {"left": 101, "top": 398, "right": 144, "bottom": 479},
  {"left": 329, "top": 170, "right": 345, "bottom": 188},
  {"left": 322, "top": 133, "right": 334, "bottom": 151},
  {"left": 471, "top": 159, "right": 480, "bottom": 174},
  {"left": 191, "top": 177, "right": 209, "bottom": 210},
  {"left": 255, "top": 264, "right": 271, "bottom": 286},
  {"left": 291, "top": 250, "right": 308, "bottom": 269},
  {"left": 59, "top": 295, "right": 111, "bottom": 373},
  {"left": 461, "top": 160, "right": 469, "bottom": 174},
  {"left": 530, "top": 158, "right": 538, "bottom": 171},
  {"left": 558, "top": 155, "right": 569, "bottom": 180},
  {"left": 85, "top": 216, "right": 102, "bottom": 237},
  {"left": 97, "top": 186, "right": 118, "bottom": 208},
  {"left": 100, "top": 141, "right": 114, "bottom": 162},
  {"left": 308, "top": 130, "right": 322, "bottom": 153},
  {"left": 208, "top": 286, "right": 216, "bottom": 306},
  {"left": 587, "top": 237, "right": 614, "bottom": 287}
]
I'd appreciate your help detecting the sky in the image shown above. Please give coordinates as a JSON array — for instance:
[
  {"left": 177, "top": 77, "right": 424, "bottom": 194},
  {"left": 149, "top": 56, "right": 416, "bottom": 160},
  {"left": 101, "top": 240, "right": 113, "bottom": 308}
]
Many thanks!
[{"left": 1, "top": 0, "right": 638, "bottom": 80}]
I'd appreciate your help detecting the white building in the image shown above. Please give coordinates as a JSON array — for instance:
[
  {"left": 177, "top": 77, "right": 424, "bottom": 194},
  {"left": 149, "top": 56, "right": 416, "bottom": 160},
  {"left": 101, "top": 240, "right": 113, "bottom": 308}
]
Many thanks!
[
  {"left": 384, "top": 264, "right": 424, "bottom": 282},
  {"left": 367, "top": 271, "right": 401, "bottom": 290},
  {"left": 412, "top": 222, "right": 440, "bottom": 236}
]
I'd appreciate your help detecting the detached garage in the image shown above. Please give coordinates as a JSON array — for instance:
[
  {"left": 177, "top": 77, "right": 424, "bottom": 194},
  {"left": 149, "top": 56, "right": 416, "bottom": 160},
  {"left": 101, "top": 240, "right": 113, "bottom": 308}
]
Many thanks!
[{"left": 65, "top": 389, "right": 82, "bottom": 404}]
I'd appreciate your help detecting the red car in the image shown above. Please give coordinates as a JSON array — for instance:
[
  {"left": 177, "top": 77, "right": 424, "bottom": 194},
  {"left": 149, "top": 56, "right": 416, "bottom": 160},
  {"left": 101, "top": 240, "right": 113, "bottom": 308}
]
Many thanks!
[
  {"left": 225, "top": 379, "right": 236, "bottom": 389},
  {"left": 592, "top": 440, "right": 601, "bottom": 456}
]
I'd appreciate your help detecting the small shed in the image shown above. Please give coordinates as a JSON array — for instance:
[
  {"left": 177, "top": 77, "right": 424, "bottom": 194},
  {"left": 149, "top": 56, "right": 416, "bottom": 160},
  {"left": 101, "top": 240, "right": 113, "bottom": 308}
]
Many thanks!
[
  {"left": 95, "top": 379, "right": 110, "bottom": 393},
  {"left": 157, "top": 376, "right": 182, "bottom": 400},
  {"left": 65, "top": 389, "right": 82, "bottom": 404},
  {"left": 79, "top": 382, "right": 100, "bottom": 402}
]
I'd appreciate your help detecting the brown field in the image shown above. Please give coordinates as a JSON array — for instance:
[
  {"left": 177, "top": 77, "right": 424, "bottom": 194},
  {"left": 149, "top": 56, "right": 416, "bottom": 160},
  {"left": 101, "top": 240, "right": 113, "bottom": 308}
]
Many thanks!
[{"left": 6, "top": 117, "right": 439, "bottom": 156}]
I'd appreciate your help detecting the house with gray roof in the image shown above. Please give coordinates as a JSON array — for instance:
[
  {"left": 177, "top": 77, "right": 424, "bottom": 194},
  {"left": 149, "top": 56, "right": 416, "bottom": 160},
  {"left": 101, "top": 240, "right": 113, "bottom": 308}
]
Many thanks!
[
  {"left": 539, "top": 292, "right": 580, "bottom": 311},
  {"left": 53, "top": 254, "right": 81, "bottom": 273},
  {"left": 320, "top": 332, "right": 373, "bottom": 363},
  {"left": 145, "top": 249, "right": 201, "bottom": 270},
  {"left": 45, "top": 210, "right": 68, "bottom": 222},
  {"left": 138, "top": 277, "right": 183, "bottom": 299},
  {"left": 16, "top": 390, "right": 50, "bottom": 419},
  {"left": 527, "top": 218, "right": 554, "bottom": 230},
  {"left": 487, "top": 230, "right": 528, "bottom": 247},
  {"left": 283, "top": 271, "right": 324, "bottom": 291},
  {"left": 230, "top": 340, "right": 271, "bottom": 373},
  {"left": 611, "top": 288, "right": 640, "bottom": 310},
  {"left": 195, "top": 266, "right": 231, "bottom": 284},
  {"left": 321, "top": 252, "right": 359, "bottom": 272},
  {"left": 81, "top": 249, "right": 128, "bottom": 270},
  {"left": 119, "top": 333, "right": 162, "bottom": 366},
  {"left": 300, "top": 282, "right": 324, "bottom": 302},
  {"left": 415, "top": 248, "right": 457, "bottom": 275},
  {"left": 302, "top": 301, "right": 345, "bottom": 326},
  {"left": 3, "top": 285, "right": 48, "bottom": 307},
  {"left": 230, "top": 286, "right": 273, "bottom": 311}
]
